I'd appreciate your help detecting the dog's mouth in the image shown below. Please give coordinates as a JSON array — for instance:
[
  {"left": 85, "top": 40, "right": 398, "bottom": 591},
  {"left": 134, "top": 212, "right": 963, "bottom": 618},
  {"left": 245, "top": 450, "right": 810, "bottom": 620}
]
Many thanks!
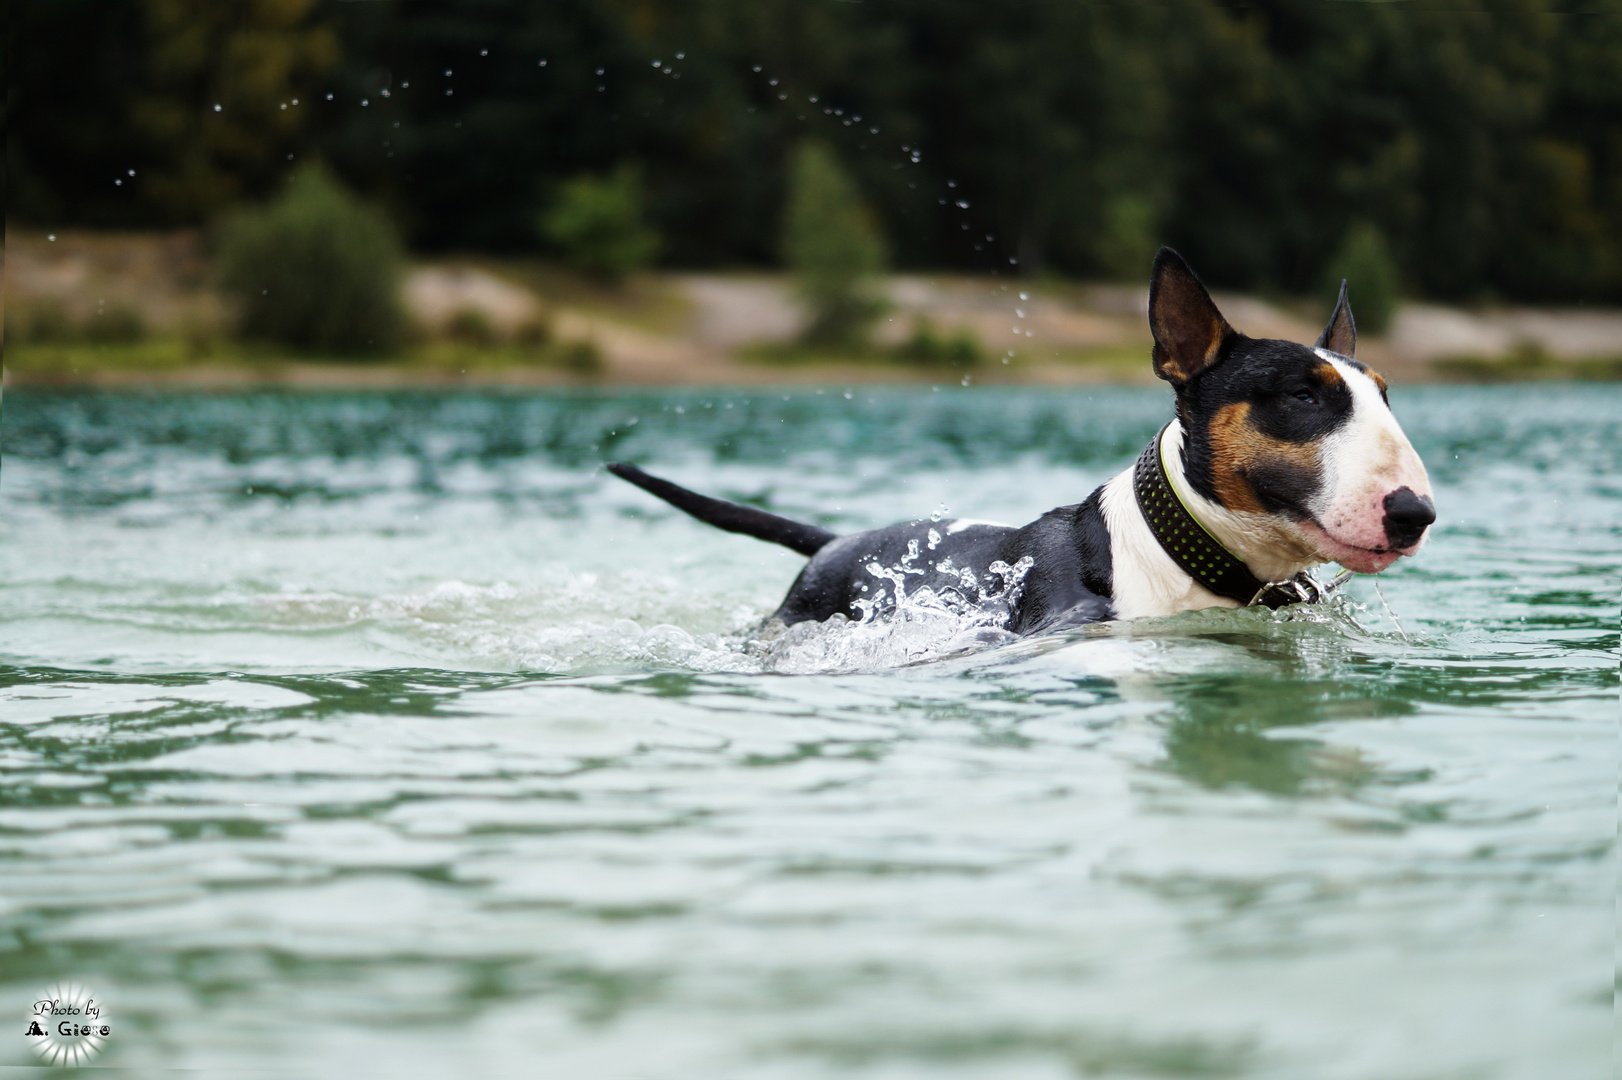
[
  {"left": 1253, "top": 495, "right": 1415, "bottom": 574},
  {"left": 1297, "top": 520, "right": 1416, "bottom": 574}
]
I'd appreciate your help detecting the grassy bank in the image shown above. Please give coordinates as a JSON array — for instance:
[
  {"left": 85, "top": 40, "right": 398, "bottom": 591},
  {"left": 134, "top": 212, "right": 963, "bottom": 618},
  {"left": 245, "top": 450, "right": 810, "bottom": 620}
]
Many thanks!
[{"left": 4, "top": 336, "right": 605, "bottom": 388}]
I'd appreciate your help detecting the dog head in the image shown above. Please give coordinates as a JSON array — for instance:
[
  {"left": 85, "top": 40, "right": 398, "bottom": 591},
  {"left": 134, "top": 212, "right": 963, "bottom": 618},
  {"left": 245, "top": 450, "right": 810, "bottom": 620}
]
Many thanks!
[{"left": 1147, "top": 247, "right": 1433, "bottom": 575}]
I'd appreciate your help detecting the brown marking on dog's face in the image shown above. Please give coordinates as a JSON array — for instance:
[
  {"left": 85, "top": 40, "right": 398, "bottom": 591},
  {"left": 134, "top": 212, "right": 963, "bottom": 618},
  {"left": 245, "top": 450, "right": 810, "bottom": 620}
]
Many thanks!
[
  {"left": 1313, "top": 362, "right": 1345, "bottom": 391},
  {"left": 1208, "top": 403, "right": 1266, "bottom": 513},
  {"left": 1366, "top": 367, "right": 1388, "bottom": 398},
  {"left": 1206, "top": 401, "right": 1325, "bottom": 516}
]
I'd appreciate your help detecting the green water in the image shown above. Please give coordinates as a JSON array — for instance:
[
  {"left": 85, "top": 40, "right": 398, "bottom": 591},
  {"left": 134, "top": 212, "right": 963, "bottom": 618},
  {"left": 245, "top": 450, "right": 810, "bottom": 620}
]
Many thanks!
[{"left": 1, "top": 385, "right": 1616, "bottom": 1078}]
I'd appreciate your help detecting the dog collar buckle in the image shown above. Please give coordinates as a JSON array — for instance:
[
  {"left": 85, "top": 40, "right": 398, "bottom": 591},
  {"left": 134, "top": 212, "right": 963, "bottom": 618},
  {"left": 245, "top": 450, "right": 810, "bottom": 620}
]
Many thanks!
[
  {"left": 1250, "top": 577, "right": 1309, "bottom": 608},
  {"left": 1247, "top": 569, "right": 1355, "bottom": 609}
]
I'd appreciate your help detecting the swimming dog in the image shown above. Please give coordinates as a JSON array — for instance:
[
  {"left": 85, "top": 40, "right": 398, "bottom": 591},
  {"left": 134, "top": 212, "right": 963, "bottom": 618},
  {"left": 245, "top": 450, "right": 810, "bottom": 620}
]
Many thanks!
[{"left": 608, "top": 248, "right": 1434, "bottom": 634}]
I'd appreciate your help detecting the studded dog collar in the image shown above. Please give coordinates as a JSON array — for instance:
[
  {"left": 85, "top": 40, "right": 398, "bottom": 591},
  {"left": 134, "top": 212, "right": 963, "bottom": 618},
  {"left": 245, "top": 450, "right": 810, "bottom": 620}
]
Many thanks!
[{"left": 1132, "top": 426, "right": 1345, "bottom": 609}]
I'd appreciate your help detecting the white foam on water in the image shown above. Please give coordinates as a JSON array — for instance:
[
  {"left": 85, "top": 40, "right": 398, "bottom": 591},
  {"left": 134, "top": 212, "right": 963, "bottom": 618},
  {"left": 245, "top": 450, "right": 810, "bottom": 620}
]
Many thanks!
[
  {"left": 205, "top": 553, "right": 1404, "bottom": 678},
  {"left": 233, "top": 547, "right": 1040, "bottom": 676}
]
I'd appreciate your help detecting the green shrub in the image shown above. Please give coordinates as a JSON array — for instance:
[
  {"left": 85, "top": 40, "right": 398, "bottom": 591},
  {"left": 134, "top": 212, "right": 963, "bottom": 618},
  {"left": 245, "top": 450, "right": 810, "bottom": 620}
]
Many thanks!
[
  {"left": 216, "top": 164, "right": 406, "bottom": 353},
  {"left": 446, "top": 307, "right": 498, "bottom": 347},
  {"left": 8, "top": 301, "right": 76, "bottom": 343},
  {"left": 783, "top": 142, "right": 887, "bottom": 347},
  {"left": 181, "top": 321, "right": 220, "bottom": 359},
  {"left": 541, "top": 164, "right": 660, "bottom": 282},
  {"left": 513, "top": 317, "right": 553, "bottom": 349},
  {"left": 85, "top": 304, "right": 147, "bottom": 343},
  {"left": 559, "top": 339, "right": 604, "bottom": 373},
  {"left": 897, "top": 317, "right": 981, "bottom": 366},
  {"left": 1325, "top": 222, "right": 1400, "bottom": 336}
]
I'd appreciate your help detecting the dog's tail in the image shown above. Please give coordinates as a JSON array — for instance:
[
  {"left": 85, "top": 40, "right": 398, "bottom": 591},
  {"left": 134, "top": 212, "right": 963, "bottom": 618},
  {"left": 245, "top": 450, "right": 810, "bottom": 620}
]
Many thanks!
[{"left": 606, "top": 462, "right": 837, "bottom": 557}]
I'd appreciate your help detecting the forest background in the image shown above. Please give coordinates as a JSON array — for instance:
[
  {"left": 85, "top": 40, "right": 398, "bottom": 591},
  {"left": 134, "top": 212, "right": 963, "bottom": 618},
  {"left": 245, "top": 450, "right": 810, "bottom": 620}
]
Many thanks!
[{"left": 11, "top": 0, "right": 1622, "bottom": 306}]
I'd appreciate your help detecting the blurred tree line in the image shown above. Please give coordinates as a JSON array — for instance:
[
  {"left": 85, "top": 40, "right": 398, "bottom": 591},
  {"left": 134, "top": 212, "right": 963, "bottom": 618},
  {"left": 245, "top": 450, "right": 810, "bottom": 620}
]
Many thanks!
[{"left": 10, "top": 0, "right": 1621, "bottom": 302}]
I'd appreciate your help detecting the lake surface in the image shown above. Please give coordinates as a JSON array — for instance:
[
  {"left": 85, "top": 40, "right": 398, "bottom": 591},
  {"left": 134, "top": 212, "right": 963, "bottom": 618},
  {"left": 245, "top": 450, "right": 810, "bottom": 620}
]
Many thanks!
[{"left": 1, "top": 385, "right": 1615, "bottom": 1079}]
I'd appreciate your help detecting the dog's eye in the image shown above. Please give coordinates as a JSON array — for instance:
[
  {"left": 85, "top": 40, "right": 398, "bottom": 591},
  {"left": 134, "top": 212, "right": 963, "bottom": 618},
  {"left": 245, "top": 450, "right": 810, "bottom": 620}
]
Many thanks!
[{"left": 1292, "top": 390, "right": 1318, "bottom": 405}]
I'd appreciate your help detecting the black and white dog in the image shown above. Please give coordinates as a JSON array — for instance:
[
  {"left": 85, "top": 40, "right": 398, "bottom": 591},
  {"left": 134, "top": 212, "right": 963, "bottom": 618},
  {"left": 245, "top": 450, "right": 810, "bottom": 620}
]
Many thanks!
[{"left": 608, "top": 248, "right": 1434, "bottom": 635}]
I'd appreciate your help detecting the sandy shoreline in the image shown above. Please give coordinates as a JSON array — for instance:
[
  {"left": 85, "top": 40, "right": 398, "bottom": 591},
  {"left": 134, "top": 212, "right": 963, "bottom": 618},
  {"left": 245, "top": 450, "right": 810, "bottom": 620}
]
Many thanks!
[
  {"left": 8, "top": 230, "right": 1621, "bottom": 390},
  {"left": 8, "top": 350, "right": 1618, "bottom": 390}
]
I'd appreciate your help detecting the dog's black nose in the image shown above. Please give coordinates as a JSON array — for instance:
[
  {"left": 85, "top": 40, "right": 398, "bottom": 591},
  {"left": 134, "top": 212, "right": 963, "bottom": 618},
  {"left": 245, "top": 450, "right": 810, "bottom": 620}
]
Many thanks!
[{"left": 1382, "top": 487, "right": 1435, "bottom": 549}]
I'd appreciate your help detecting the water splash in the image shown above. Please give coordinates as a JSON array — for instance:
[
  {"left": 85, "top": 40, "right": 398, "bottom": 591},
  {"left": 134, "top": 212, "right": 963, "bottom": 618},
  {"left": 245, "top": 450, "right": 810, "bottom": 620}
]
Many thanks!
[
  {"left": 1372, "top": 579, "right": 1412, "bottom": 642},
  {"left": 225, "top": 547, "right": 1041, "bottom": 676},
  {"left": 748, "top": 549, "right": 1033, "bottom": 674}
]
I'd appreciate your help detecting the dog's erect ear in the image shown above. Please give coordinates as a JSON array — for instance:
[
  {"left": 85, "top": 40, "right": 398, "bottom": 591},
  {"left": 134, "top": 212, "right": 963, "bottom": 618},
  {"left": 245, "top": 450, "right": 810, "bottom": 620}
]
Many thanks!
[
  {"left": 1315, "top": 280, "right": 1357, "bottom": 358},
  {"left": 1149, "top": 247, "right": 1234, "bottom": 385}
]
